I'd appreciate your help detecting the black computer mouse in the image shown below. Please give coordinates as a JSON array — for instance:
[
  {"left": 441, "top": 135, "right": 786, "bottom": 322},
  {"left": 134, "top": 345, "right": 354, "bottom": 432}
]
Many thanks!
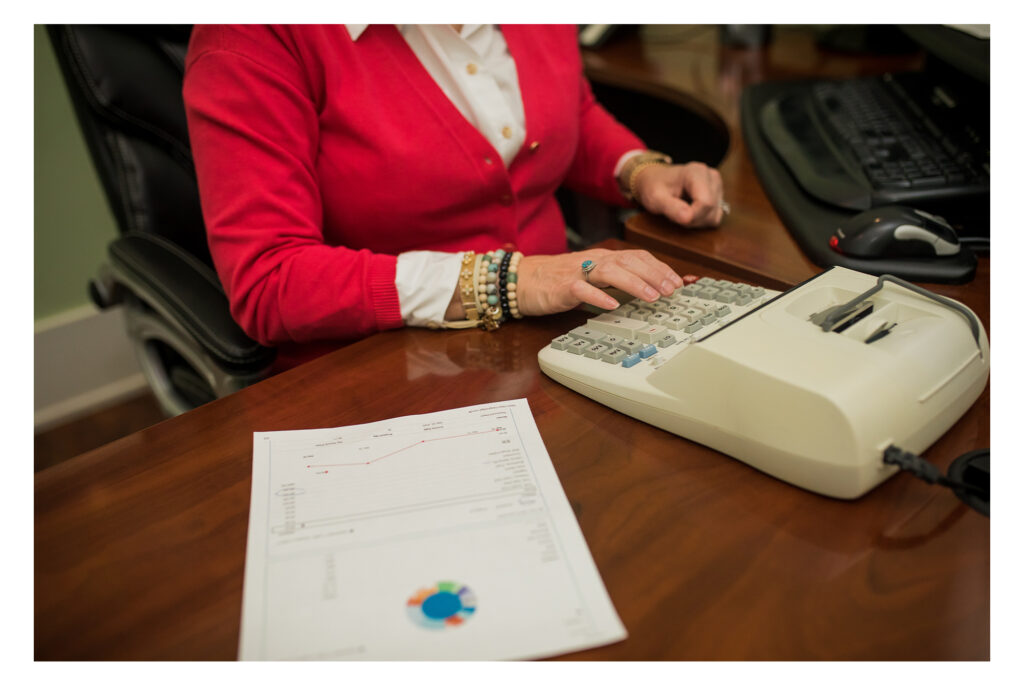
[{"left": 828, "top": 205, "right": 961, "bottom": 259}]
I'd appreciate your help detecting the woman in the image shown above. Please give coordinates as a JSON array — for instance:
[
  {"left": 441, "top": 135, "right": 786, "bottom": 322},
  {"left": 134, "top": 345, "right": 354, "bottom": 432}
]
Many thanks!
[{"left": 183, "top": 24, "right": 725, "bottom": 369}]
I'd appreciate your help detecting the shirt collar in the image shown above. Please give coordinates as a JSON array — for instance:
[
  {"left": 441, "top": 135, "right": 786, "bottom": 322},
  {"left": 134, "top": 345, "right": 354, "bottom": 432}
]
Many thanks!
[{"left": 347, "top": 24, "right": 484, "bottom": 41}]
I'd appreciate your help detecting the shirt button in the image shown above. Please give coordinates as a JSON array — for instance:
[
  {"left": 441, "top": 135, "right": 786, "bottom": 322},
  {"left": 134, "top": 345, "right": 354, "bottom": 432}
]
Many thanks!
[
  {"left": 500, "top": 193, "right": 513, "bottom": 205},
  {"left": 466, "top": 63, "right": 478, "bottom": 75},
  {"left": 501, "top": 126, "right": 512, "bottom": 139}
]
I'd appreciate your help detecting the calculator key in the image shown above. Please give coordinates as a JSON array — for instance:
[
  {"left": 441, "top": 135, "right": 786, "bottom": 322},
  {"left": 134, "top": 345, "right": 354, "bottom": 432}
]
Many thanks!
[
  {"left": 587, "top": 313, "right": 647, "bottom": 338},
  {"left": 714, "top": 289, "right": 738, "bottom": 303},
  {"left": 683, "top": 307, "right": 703, "bottom": 319},
  {"left": 648, "top": 312, "right": 671, "bottom": 325},
  {"left": 635, "top": 324, "right": 669, "bottom": 344},
  {"left": 601, "top": 335, "right": 624, "bottom": 347},
  {"left": 684, "top": 320, "right": 703, "bottom": 334},
  {"left": 700, "top": 312, "right": 716, "bottom": 325},
  {"left": 550, "top": 335, "right": 574, "bottom": 350},
  {"left": 715, "top": 305, "right": 731, "bottom": 318},
  {"left": 617, "top": 339, "right": 643, "bottom": 353},
  {"left": 697, "top": 286, "right": 720, "bottom": 300},
  {"left": 616, "top": 303, "right": 637, "bottom": 314},
  {"left": 648, "top": 301, "right": 670, "bottom": 311},
  {"left": 622, "top": 353, "right": 642, "bottom": 368},
  {"left": 638, "top": 343, "right": 658, "bottom": 359},
  {"left": 680, "top": 284, "right": 703, "bottom": 297},
  {"left": 696, "top": 277, "right": 717, "bottom": 286},
  {"left": 736, "top": 293, "right": 752, "bottom": 306},
  {"left": 655, "top": 332, "right": 677, "bottom": 348},
  {"left": 665, "top": 316, "right": 688, "bottom": 330},
  {"left": 628, "top": 309, "right": 652, "bottom": 321},
  {"left": 568, "top": 326, "right": 606, "bottom": 342},
  {"left": 567, "top": 338, "right": 590, "bottom": 354},
  {"left": 750, "top": 287, "right": 766, "bottom": 299},
  {"left": 601, "top": 347, "right": 627, "bottom": 364},
  {"left": 585, "top": 343, "right": 610, "bottom": 359}
]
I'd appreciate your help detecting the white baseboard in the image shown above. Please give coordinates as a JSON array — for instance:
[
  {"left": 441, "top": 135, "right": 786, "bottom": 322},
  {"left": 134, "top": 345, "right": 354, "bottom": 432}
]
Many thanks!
[{"left": 34, "top": 305, "right": 150, "bottom": 431}]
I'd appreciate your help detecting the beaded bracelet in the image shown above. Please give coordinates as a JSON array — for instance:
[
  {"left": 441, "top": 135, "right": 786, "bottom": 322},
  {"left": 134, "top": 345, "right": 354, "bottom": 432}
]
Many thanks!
[{"left": 507, "top": 251, "right": 523, "bottom": 319}]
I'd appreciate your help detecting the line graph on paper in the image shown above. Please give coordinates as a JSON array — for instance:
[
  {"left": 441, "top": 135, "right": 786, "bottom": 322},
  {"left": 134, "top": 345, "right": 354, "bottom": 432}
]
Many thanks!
[{"left": 263, "top": 404, "right": 543, "bottom": 545}]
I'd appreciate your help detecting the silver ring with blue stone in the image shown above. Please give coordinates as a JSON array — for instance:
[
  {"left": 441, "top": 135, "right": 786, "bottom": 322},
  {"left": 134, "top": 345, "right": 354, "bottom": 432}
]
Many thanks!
[{"left": 581, "top": 259, "right": 596, "bottom": 282}]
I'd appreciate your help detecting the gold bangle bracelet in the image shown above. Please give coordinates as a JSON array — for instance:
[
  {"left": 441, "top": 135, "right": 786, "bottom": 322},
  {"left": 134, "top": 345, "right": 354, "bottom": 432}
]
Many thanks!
[
  {"left": 619, "top": 151, "right": 672, "bottom": 201},
  {"left": 457, "top": 251, "right": 479, "bottom": 322}
]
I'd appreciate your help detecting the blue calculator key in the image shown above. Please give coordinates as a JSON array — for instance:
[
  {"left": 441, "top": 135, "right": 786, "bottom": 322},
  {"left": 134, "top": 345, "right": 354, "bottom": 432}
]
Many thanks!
[
  {"left": 622, "top": 353, "right": 642, "bottom": 368},
  {"left": 638, "top": 344, "right": 658, "bottom": 359}
]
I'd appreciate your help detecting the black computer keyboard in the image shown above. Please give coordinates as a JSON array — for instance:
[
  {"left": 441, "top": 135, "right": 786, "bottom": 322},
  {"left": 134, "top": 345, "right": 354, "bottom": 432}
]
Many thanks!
[{"left": 759, "top": 73, "right": 989, "bottom": 211}]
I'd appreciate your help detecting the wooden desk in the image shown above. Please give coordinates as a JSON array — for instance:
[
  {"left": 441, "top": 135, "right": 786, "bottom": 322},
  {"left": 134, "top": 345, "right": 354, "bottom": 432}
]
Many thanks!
[
  {"left": 35, "top": 241, "right": 989, "bottom": 661},
  {"left": 585, "top": 26, "right": 988, "bottom": 299}
]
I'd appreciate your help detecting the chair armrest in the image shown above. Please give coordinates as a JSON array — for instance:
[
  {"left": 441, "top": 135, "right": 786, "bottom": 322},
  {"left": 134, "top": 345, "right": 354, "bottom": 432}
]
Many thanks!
[{"left": 108, "top": 232, "right": 275, "bottom": 372}]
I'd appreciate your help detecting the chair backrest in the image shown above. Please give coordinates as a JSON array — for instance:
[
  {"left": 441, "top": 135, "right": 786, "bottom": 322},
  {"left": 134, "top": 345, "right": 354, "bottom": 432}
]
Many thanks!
[{"left": 47, "top": 25, "right": 211, "bottom": 265}]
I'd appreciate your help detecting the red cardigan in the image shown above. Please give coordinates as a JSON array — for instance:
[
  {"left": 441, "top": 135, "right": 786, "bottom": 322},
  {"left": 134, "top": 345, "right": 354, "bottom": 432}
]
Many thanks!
[{"left": 184, "top": 25, "right": 644, "bottom": 366}]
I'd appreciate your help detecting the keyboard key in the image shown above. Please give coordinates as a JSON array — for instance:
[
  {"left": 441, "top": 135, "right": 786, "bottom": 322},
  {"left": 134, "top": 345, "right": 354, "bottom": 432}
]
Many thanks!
[
  {"left": 628, "top": 309, "right": 652, "bottom": 321},
  {"left": 684, "top": 320, "right": 703, "bottom": 334},
  {"left": 715, "top": 305, "right": 732, "bottom": 318},
  {"left": 584, "top": 343, "right": 609, "bottom": 359},
  {"left": 696, "top": 277, "right": 717, "bottom": 286},
  {"left": 638, "top": 344, "right": 658, "bottom": 359},
  {"left": 622, "top": 353, "right": 642, "bottom": 368},
  {"left": 714, "top": 289, "right": 738, "bottom": 303}
]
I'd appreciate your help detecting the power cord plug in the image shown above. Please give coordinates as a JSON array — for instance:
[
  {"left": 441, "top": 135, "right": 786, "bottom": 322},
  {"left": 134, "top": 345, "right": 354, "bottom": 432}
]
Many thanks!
[{"left": 883, "top": 445, "right": 990, "bottom": 515}]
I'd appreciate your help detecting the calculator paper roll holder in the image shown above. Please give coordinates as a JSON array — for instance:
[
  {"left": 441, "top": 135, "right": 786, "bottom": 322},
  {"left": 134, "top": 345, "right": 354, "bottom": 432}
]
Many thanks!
[{"left": 542, "top": 267, "right": 989, "bottom": 498}]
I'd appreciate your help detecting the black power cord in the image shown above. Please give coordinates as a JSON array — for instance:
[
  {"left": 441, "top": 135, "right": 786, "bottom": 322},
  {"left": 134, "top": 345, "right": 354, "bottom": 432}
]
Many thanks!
[{"left": 883, "top": 446, "right": 990, "bottom": 516}]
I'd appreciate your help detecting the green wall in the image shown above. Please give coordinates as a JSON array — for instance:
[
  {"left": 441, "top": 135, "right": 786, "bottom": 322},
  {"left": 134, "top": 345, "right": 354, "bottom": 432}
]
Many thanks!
[{"left": 34, "top": 24, "right": 119, "bottom": 321}]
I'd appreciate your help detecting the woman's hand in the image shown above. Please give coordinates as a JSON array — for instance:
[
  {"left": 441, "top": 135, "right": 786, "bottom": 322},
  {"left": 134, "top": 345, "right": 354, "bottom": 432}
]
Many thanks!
[
  {"left": 631, "top": 161, "right": 726, "bottom": 227},
  {"left": 515, "top": 248, "right": 683, "bottom": 317}
]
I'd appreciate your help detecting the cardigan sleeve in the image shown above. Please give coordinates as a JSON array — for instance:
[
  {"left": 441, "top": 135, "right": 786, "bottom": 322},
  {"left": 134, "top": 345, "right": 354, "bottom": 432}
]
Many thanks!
[
  {"left": 183, "top": 26, "right": 403, "bottom": 347},
  {"left": 560, "top": 69, "right": 647, "bottom": 208}
]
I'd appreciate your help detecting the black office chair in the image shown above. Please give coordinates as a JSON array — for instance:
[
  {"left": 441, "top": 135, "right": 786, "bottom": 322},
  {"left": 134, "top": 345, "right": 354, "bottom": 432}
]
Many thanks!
[{"left": 46, "top": 25, "right": 276, "bottom": 417}]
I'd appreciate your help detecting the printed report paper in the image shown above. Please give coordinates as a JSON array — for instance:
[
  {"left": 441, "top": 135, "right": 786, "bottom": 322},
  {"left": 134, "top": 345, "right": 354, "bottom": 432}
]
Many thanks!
[{"left": 239, "top": 399, "right": 626, "bottom": 660}]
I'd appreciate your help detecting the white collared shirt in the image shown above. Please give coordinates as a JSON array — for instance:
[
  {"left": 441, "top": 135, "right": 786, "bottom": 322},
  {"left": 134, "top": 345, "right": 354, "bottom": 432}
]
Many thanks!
[{"left": 346, "top": 24, "right": 637, "bottom": 327}]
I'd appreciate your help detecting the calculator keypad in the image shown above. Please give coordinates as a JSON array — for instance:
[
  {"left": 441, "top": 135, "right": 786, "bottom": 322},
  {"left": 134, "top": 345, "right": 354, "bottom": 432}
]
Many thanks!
[{"left": 547, "top": 274, "right": 772, "bottom": 369}]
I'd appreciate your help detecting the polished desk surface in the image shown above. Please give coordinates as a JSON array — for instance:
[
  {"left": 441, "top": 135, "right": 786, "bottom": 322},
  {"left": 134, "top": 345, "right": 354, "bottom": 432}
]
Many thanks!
[{"left": 35, "top": 239, "right": 989, "bottom": 660}]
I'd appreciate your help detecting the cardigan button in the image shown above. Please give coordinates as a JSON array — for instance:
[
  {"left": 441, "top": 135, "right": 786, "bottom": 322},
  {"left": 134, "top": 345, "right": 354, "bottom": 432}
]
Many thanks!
[
  {"left": 528, "top": 140, "right": 540, "bottom": 151},
  {"left": 499, "top": 193, "right": 513, "bottom": 205}
]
